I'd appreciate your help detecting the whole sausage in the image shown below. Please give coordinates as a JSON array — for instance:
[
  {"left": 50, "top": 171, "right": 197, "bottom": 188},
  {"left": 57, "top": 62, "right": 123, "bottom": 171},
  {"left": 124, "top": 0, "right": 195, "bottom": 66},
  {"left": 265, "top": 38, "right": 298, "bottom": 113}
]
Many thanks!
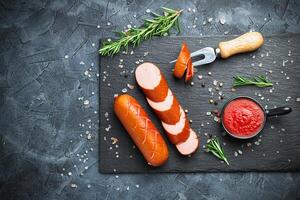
[{"left": 114, "top": 94, "right": 169, "bottom": 166}]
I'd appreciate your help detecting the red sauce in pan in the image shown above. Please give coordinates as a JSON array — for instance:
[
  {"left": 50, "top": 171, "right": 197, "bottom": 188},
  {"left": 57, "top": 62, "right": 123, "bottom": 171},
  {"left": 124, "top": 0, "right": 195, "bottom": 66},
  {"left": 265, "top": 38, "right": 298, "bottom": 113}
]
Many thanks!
[{"left": 222, "top": 98, "right": 265, "bottom": 137}]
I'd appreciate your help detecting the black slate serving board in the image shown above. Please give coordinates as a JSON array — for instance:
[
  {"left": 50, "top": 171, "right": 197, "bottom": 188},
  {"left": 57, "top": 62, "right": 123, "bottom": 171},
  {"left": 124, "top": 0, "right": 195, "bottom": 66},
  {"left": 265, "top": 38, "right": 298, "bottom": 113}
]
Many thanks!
[{"left": 100, "top": 34, "right": 300, "bottom": 173}]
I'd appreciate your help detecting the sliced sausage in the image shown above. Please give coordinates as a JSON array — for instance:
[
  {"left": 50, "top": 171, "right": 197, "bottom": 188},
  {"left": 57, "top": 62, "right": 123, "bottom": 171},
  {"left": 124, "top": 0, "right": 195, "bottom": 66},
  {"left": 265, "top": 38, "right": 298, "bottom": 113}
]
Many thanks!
[
  {"left": 135, "top": 62, "right": 198, "bottom": 148},
  {"left": 114, "top": 94, "right": 169, "bottom": 166},
  {"left": 161, "top": 107, "right": 190, "bottom": 144},
  {"left": 146, "top": 89, "right": 181, "bottom": 124},
  {"left": 176, "top": 129, "right": 199, "bottom": 155},
  {"left": 135, "top": 62, "right": 168, "bottom": 102}
]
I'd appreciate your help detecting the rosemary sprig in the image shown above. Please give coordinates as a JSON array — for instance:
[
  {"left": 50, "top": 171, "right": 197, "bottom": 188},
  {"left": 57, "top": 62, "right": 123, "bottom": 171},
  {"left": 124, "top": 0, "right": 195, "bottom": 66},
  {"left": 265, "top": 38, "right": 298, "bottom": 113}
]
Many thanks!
[
  {"left": 233, "top": 75, "right": 273, "bottom": 88},
  {"left": 206, "top": 137, "right": 229, "bottom": 165},
  {"left": 99, "top": 7, "right": 183, "bottom": 56}
]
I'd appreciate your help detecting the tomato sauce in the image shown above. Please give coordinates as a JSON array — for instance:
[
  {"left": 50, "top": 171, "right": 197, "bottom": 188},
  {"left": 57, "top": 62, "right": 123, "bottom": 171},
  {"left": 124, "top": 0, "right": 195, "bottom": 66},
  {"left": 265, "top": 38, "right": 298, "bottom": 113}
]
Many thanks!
[{"left": 222, "top": 98, "right": 265, "bottom": 137}]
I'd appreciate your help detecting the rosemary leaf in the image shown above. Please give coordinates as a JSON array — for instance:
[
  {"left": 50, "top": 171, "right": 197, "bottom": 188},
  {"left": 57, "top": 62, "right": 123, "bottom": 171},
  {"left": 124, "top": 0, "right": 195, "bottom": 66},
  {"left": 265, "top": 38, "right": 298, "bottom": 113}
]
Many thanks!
[
  {"left": 206, "top": 137, "right": 229, "bottom": 165},
  {"left": 99, "top": 7, "right": 183, "bottom": 56},
  {"left": 233, "top": 75, "right": 273, "bottom": 88}
]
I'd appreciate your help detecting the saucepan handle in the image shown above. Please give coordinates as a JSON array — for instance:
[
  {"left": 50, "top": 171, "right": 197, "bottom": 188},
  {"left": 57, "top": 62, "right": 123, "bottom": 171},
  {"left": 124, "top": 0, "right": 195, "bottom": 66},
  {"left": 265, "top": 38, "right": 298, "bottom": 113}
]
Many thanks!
[{"left": 266, "top": 106, "right": 292, "bottom": 117}]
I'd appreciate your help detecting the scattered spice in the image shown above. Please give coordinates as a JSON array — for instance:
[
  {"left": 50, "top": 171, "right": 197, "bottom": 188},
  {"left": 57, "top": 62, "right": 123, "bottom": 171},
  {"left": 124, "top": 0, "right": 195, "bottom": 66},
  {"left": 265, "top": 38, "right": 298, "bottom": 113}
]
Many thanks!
[
  {"left": 127, "top": 83, "right": 135, "bottom": 89},
  {"left": 111, "top": 137, "right": 119, "bottom": 144}
]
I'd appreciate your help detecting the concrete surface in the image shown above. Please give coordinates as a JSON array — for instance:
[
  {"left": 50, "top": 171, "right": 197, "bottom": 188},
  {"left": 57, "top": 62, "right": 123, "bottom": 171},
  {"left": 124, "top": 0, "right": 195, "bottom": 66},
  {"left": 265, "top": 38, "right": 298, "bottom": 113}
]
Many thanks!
[{"left": 0, "top": 0, "right": 299, "bottom": 199}]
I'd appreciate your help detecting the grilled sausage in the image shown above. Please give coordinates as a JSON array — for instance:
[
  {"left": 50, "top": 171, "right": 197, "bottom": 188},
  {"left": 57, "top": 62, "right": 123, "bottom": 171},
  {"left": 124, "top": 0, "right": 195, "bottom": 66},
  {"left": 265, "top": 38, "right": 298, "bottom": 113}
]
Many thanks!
[{"left": 114, "top": 94, "right": 169, "bottom": 166}]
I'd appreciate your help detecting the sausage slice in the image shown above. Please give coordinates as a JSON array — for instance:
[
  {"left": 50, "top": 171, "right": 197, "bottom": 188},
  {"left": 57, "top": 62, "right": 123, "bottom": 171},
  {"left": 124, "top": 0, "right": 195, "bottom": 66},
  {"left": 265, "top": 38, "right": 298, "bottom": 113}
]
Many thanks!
[
  {"left": 146, "top": 89, "right": 181, "bottom": 124},
  {"left": 176, "top": 129, "right": 199, "bottom": 155},
  {"left": 135, "top": 62, "right": 168, "bottom": 102},
  {"left": 161, "top": 107, "right": 190, "bottom": 144}
]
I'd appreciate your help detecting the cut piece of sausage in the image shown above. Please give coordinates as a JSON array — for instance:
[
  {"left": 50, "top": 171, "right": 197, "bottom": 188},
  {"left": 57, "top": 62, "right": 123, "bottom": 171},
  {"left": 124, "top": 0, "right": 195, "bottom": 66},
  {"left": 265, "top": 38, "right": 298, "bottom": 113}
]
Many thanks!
[
  {"left": 114, "top": 94, "right": 169, "bottom": 166},
  {"left": 165, "top": 118, "right": 190, "bottom": 144},
  {"left": 146, "top": 89, "right": 181, "bottom": 124},
  {"left": 161, "top": 107, "right": 190, "bottom": 144},
  {"left": 135, "top": 63, "right": 168, "bottom": 102},
  {"left": 176, "top": 129, "right": 199, "bottom": 155},
  {"left": 174, "top": 42, "right": 191, "bottom": 79},
  {"left": 185, "top": 59, "right": 194, "bottom": 82}
]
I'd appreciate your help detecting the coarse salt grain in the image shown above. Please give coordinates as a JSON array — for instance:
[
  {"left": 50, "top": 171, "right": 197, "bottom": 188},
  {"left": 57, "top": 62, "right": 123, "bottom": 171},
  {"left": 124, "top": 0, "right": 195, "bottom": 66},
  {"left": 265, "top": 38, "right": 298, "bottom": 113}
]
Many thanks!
[
  {"left": 83, "top": 100, "right": 90, "bottom": 105},
  {"left": 122, "top": 88, "right": 127, "bottom": 93},
  {"left": 219, "top": 17, "right": 226, "bottom": 25}
]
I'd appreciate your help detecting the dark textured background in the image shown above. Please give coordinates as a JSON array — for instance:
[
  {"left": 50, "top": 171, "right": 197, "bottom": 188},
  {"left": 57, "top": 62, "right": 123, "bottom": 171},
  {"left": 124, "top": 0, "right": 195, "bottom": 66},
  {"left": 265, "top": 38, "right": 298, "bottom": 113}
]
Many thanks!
[{"left": 0, "top": 0, "right": 300, "bottom": 199}]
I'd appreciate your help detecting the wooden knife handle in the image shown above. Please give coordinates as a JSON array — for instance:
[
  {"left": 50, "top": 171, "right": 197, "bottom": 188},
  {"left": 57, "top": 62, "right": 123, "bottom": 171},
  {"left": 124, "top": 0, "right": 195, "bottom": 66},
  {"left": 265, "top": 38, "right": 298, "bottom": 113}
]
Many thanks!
[{"left": 218, "top": 32, "right": 264, "bottom": 59}]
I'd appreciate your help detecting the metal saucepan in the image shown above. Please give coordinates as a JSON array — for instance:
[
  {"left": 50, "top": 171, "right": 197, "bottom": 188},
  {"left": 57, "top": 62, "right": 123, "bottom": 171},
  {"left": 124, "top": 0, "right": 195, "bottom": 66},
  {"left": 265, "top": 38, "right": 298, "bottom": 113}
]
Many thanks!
[{"left": 220, "top": 96, "right": 292, "bottom": 139}]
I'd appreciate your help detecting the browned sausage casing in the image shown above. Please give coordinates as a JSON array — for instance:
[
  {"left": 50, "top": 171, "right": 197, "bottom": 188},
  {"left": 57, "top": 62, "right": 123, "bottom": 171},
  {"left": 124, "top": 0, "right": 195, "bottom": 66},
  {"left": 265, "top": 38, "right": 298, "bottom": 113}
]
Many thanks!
[{"left": 114, "top": 94, "right": 169, "bottom": 166}]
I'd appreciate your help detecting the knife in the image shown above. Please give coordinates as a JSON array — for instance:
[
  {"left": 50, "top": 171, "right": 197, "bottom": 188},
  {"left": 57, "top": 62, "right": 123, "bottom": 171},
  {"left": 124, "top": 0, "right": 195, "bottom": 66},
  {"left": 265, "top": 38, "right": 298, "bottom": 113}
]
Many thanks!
[{"left": 170, "top": 32, "right": 264, "bottom": 67}]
